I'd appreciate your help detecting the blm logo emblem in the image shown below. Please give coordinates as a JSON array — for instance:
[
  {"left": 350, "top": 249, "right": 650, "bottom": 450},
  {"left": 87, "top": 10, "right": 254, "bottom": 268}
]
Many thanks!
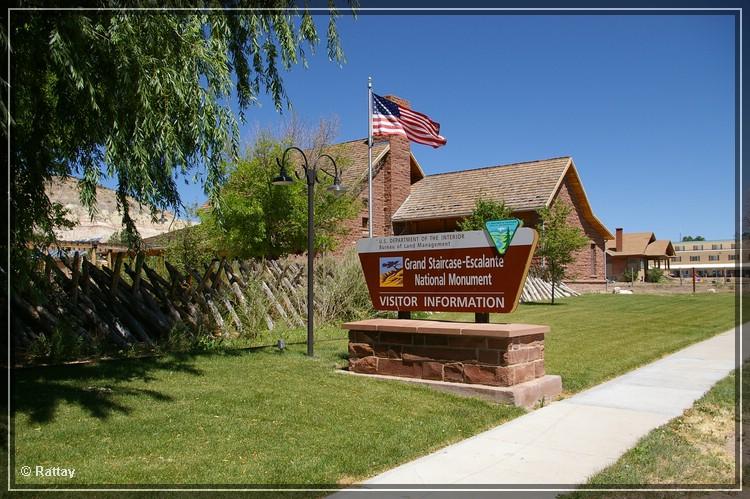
[
  {"left": 379, "top": 257, "right": 404, "bottom": 287},
  {"left": 485, "top": 219, "right": 521, "bottom": 256}
]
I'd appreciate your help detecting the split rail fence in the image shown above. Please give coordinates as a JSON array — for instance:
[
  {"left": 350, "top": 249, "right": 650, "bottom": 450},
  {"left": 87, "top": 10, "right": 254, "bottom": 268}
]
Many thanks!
[
  {"left": 12, "top": 253, "right": 312, "bottom": 353},
  {"left": 11, "top": 252, "right": 577, "bottom": 354}
]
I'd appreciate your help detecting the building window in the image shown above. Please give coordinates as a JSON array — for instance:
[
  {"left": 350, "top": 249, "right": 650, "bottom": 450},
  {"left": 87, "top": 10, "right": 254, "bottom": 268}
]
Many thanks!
[
  {"left": 674, "top": 256, "right": 682, "bottom": 262},
  {"left": 590, "top": 243, "right": 596, "bottom": 276},
  {"left": 728, "top": 254, "right": 736, "bottom": 260},
  {"left": 674, "top": 245, "right": 683, "bottom": 251},
  {"left": 731, "top": 243, "right": 736, "bottom": 249},
  {"left": 709, "top": 255, "right": 719, "bottom": 261},
  {"left": 712, "top": 244, "right": 722, "bottom": 250},
  {"left": 692, "top": 244, "right": 703, "bottom": 251},
  {"left": 361, "top": 217, "right": 369, "bottom": 228},
  {"left": 690, "top": 256, "right": 700, "bottom": 262}
]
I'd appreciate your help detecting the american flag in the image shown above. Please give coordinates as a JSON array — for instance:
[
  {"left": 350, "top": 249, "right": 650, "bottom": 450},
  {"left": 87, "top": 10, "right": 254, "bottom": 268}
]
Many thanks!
[{"left": 371, "top": 94, "right": 447, "bottom": 148}]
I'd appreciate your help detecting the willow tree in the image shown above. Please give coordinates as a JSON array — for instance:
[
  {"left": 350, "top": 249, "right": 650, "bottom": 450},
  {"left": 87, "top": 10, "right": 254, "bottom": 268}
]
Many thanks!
[{"left": 9, "top": 2, "right": 352, "bottom": 251}]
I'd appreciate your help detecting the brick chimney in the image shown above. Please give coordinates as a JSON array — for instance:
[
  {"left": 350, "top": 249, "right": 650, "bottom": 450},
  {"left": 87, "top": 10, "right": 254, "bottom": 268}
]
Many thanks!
[
  {"left": 615, "top": 228, "right": 623, "bottom": 252},
  {"left": 377, "top": 95, "right": 412, "bottom": 236},
  {"left": 384, "top": 94, "right": 411, "bottom": 109}
]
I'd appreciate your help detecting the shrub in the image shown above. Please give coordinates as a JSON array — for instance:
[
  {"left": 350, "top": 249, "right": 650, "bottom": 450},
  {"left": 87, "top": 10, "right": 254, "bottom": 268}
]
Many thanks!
[
  {"left": 458, "top": 197, "right": 512, "bottom": 231},
  {"left": 622, "top": 268, "right": 639, "bottom": 283},
  {"left": 313, "top": 250, "right": 373, "bottom": 324},
  {"left": 646, "top": 268, "right": 665, "bottom": 283}
]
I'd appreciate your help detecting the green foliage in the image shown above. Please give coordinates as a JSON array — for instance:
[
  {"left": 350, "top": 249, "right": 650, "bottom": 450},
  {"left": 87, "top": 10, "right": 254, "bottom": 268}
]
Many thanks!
[
  {"left": 622, "top": 267, "right": 639, "bottom": 283},
  {"left": 458, "top": 197, "right": 513, "bottom": 231},
  {"left": 682, "top": 235, "right": 706, "bottom": 241},
  {"left": 535, "top": 201, "right": 589, "bottom": 304},
  {"left": 163, "top": 224, "right": 214, "bottom": 275},
  {"left": 314, "top": 250, "right": 374, "bottom": 323},
  {"left": 436, "top": 293, "right": 735, "bottom": 393},
  {"left": 646, "top": 267, "right": 665, "bottom": 283},
  {"left": 106, "top": 229, "right": 141, "bottom": 247},
  {"left": 10, "top": 6, "right": 350, "bottom": 251},
  {"left": 200, "top": 134, "right": 358, "bottom": 258},
  {"left": 14, "top": 340, "right": 520, "bottom": 485},
  {"left": 26, "top": 319, "right": 91, "bottom": 362}
]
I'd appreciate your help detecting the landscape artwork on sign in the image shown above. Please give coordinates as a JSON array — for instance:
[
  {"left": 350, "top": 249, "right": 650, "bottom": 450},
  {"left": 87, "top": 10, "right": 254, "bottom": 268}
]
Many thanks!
[{"left": 379, "top": 256, "right": 404, "bottom": 287}]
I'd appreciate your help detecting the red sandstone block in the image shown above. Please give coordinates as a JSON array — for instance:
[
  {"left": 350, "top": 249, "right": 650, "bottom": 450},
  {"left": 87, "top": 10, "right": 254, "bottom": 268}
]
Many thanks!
[
  {"left": 503, "top": 348, "right": 529, "bottom": 365},
  {"left": 478, "top": 349, "right": 500, "bottom": 365},
  {"left": 521, "top": 334, "right": 545, "bottom": 343},
  {"left": 513, "top": 363, "right": 536, "bottom": 384},
  {"left": 463, "top": 365, "right": 494, "bottom": 385},
  {"left": 487, "top": 338, "right": 512, "bottom": 349},
  {"left": 374, "top": 344, "right": 402, "bottom": 359},
  {"left": 463, "top": 365, "right": 513, "bottom": 386},
  {"left": 422, "top": 362, "right": 444, "bottom": 380},
  {"left": 349, "top": 342, "right": 374, "bottom": 358},
  {"left": 448, "top": 336, "right": 487, "bottom": 348},
  {"left": 350, "top": 356, "right": 377, "bottom": 374},
  {"left": 352, "top": 331, "right": 378, "bottom": 344},
  {"left": 444, "top": 363, "right": 464, "bottom": 383},
  {"left": 404, "top": 352, "right": 434, "bottom": 363},
  {"left": 378, "top": 358, "right": 422, "bottom": 378},
  {"left": 533, "top": 360, "right": 545, "bottom": 378},
  {"left": 402, "top": 346, "right": 477, "bottom": 363},
  {"left": 526, "top": 346, "right": 543, "bottom": 362},
  {"left": 379, "top": 332, "right": 414, "bottom": 345}
]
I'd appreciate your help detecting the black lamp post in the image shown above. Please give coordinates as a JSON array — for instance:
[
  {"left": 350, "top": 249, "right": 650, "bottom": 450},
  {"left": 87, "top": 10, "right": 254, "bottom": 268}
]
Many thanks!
[{"left": 273, "top": 146, "right": 345, "bottom": 357}]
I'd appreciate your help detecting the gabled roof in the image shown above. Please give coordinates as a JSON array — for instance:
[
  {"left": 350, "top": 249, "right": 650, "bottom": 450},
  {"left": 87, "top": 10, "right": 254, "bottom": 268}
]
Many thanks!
[
  {"left": 314, "top": 138, "right": 390, "bottom": 188},
  {"left": 606, "top": 232, "right": 675, "bottom": 257},
  {"left": 391, "top": 156, "right": 612, "bottom": 239},
  {"left": 289, "top": 138, "right": 424, "bottom": 191},
  {"left": 645, "top": 239, "right": 676, "bottom": 257}
]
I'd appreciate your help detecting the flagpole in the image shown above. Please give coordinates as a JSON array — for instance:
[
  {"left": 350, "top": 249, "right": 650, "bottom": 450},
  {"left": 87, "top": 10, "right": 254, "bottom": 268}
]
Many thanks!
[{"left": 367, "top": 76, "right": 373, "bottom": 238}]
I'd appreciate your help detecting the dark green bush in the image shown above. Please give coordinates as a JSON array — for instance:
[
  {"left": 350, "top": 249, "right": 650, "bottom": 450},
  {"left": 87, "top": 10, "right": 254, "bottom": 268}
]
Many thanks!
[
  {"left": 646, "top": 268, "right": 665, "bottom": 283},
  {"left": 622, "top": 268, "right": 640, "bottom": 283}
]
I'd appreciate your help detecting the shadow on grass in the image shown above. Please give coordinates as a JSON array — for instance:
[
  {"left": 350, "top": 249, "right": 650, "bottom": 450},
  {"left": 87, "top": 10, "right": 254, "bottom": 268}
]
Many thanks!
[{"left": 12, "top": 353, "right": 207, "bottom": 424}]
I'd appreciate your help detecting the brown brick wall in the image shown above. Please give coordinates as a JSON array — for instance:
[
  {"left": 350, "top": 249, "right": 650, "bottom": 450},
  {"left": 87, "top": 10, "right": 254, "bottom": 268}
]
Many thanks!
[
  {"left": 553, "top": 174, "right": 607, "bottom": 282},
  {"left": 336, "top": 146, "right": 391, "bottom": 252},
  {"left": 348, "top": 330, "right": 546, "bottom": 387}
]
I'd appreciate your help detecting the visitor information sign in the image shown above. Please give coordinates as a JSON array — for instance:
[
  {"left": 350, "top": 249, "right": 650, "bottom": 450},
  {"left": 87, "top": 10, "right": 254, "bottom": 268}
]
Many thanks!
[{"left": 356, "top": 227, "right": 538, "bottom": 314}]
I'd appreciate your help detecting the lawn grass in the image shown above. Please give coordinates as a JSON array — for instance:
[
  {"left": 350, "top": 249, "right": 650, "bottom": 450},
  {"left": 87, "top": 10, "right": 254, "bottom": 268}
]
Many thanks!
[
  {"left": 577, "top": 365, "right": 742, "bottom": 489},
  {"left": 12, "top": 339, "right": 523, "bottom": 486},
  {"left": 436, "top": 293, "right": 736, "bottom": 392},
  {"left": 12, "top": 293, "right": 737, "bottom": 486}
]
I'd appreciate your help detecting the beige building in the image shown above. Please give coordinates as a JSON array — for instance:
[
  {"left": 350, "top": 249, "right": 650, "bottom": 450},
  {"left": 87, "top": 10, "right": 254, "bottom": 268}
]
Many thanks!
[
  {"left": 670, "top": 239, "right": 747, "bottom": 278},
  {"left": 605, "top": 230, "right": 675, "bottom": 282}
]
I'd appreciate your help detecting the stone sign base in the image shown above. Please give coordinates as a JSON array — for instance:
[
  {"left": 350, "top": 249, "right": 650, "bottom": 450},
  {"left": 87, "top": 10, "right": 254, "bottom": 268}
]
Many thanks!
[
  {"left": 342, "top": 318, "right": 562, "bottom": 407},
  {"left": 339, "top": 370, "right": 562, "bottom": 408}
]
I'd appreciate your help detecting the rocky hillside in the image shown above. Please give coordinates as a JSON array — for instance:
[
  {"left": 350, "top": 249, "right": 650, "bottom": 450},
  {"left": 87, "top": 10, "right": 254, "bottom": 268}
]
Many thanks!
[{"left": 46, "top": 177, "right": 191, "bottom": 243}]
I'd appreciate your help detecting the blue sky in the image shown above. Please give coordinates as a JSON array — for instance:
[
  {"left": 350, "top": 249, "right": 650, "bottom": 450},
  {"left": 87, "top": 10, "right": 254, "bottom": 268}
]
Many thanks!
[{"left": 136, "top": 13, "right": 738, "bottom": 241}]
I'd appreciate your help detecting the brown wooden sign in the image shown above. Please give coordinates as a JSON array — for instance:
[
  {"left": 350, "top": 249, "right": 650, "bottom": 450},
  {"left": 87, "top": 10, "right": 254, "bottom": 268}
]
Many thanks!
[{"left": 356, "top": 228, "right": 538, "bottom": 314}]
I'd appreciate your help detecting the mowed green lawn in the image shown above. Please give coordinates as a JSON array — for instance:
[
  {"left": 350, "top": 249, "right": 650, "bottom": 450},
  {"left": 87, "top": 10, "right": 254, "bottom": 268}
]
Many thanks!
[
  {"left": 13, "top": 340, "right": 523, "bottom": 486},
  {"left": 13, "top": 293, "right": 736, "bottom": 485},
  {"left": 436, "top": 292, "right": 736, "bottom": 393}
]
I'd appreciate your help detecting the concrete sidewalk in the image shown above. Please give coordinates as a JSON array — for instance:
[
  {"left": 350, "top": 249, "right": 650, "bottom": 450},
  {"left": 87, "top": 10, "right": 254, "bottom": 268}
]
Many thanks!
[{"left": 362, "top": 327, "right": 741, "bottom": 485}]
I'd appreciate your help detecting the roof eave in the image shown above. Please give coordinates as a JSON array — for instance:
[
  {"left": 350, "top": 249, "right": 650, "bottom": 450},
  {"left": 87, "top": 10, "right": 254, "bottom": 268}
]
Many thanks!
[{"left": 557, "top": 160, "right": 614, "bottom": 240}]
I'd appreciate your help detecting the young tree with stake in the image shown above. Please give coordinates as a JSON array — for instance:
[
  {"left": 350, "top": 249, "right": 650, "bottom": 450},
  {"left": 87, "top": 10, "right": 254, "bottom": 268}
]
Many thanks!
[{"left": 536, "top": 201, "right": 589, "bottom": 304}]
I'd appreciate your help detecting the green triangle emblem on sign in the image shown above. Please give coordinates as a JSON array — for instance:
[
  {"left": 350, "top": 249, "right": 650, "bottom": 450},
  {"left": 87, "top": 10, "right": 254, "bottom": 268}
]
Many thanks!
[{"left": 485, "top": 219, "right": 521, "bottom": 255}]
